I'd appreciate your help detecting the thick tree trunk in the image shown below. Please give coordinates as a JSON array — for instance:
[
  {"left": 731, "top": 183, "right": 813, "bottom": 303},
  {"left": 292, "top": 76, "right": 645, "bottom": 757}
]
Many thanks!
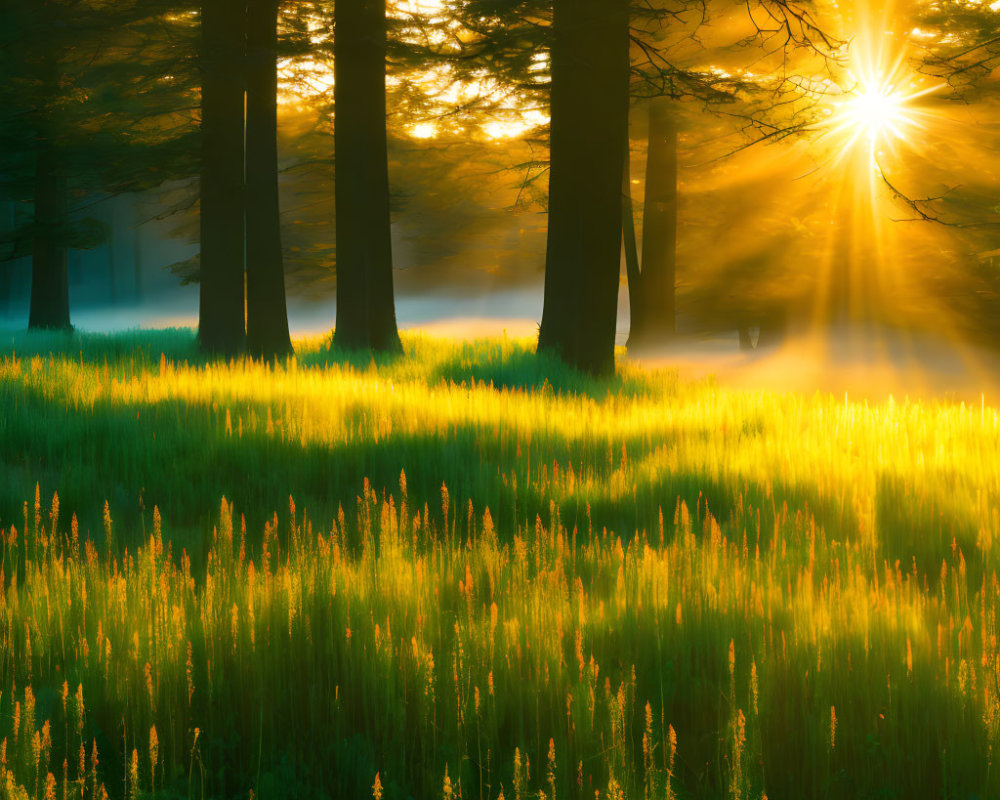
[
  {"left": 28, "top": 140, "right": 71, "bottom": 331},
  {"left": 333, "top": 0, "right": 401, "bottom": 353},
  {"left": 622, "top": 135, "right": 643, "bottom": 347},
  {"left": 537, "top": 0, "right": 629, "bottom": 375},
  {"left": 631, "top": 98, "right": 677, "bottom": 345},
  {"left": 199, "top": 0, "right": 247, "bottom": 356},
  {"left": 246, "top": 0, "right": 291, "bottom": 359}
]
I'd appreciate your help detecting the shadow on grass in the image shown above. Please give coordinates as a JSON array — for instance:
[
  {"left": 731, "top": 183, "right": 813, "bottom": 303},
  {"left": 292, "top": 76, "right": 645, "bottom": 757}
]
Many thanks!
[
  {"left": 0, "top": 330, "right": 666, "bottom": 403},
  {"left": 0, "top": 327, "right": 203, "bottom": 365},
  {"left": 0, "top": 329, "right": 412, "bottom": 377},
  {"left": 0, "top": 366, "right": 913, "bottom": 580},
  {"left": 0, "top": 330, "right": 979, "bottom": 589},
  {"left": 297, "top": 336, "right": 408, "bottom": 372},
  {"left": 0, "top": 377, "right": 699, "bottom": 554},
  {"left": 431, "top": 339, "right": 664, "bottom": 400}
]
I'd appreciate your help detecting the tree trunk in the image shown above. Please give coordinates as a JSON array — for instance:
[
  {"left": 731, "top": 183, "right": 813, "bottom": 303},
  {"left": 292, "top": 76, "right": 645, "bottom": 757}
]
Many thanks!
[
  {"left": 757, "top": 311, "right": 786, "bottom": 349},
  {"left": 1, "top": 201, "right": 18, "bottom": 315},
  {"left": 0, "top": 262, "right": 12, "bottom": 317},
  {"left": 825, "top": 215, "right": 850, "bottom": 328},
  {"left": 246, "top": 0, "right": 291, "bottom": 359},
  {"left": 133, "top": 204, "right": 144, "bottom": 301},
  {"left": 622, "top": 135, "right": 642, "bottom": 347},
  {"left": 198, "top": 0, "right": 247, "bottom": 356},
  {"left": 106, "top": 203, "right": 118, "bottom": 305},
  {"left": 333, "top": 0, "right": 401, "bottom": 353},
  {"left": 28, "top": 139, "right": 71, "bottom": 331},
  {"left": 631, "top": 97, "right": 677, "bottom": 345},
  {"left": 537, "top": 0, "right": 629, "bottom": 375}
]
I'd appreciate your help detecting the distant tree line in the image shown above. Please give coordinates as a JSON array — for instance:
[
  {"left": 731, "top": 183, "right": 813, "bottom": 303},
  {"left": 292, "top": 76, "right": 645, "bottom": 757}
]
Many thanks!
[{"left": 6, "top": 0, "right": 996, "bottom": 372}]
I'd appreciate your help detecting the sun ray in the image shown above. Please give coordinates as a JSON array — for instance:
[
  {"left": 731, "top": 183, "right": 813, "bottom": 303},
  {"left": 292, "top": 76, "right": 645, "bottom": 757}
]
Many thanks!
[{"left": 793, "top": 1, "right": 955, "bottom": 347}]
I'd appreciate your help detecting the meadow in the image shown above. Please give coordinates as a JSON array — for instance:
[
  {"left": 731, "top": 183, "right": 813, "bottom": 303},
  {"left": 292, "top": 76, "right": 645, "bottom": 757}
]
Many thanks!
[{"left": 0, "top": 329, "right": 998, "bottom": 799}]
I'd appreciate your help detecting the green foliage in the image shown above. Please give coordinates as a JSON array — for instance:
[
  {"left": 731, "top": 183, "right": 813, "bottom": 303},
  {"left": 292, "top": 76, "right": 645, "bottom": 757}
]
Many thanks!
[{"left": 0, "top": 0, "right": 201, "bottom": 258}]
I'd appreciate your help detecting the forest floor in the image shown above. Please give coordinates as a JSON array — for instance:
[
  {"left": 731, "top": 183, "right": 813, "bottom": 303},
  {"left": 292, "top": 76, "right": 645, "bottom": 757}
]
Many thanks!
[{"left": 0, "top": 329, "right": 997, "bottom": 799}]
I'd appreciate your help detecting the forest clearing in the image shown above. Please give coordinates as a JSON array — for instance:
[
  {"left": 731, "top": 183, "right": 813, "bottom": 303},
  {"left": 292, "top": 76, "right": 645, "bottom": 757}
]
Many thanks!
[
  {"left": 1, "top": 331, "right": 998, "bottom": 799},
  {"left": 6, "top": 0, "right": 1000, "bottom": 795}
]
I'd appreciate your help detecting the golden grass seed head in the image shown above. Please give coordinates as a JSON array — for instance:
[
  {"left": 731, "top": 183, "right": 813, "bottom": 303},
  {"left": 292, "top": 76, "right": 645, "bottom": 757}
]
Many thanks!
[{"left": 148, "top": 726, "right": 158, "bottom": 774}]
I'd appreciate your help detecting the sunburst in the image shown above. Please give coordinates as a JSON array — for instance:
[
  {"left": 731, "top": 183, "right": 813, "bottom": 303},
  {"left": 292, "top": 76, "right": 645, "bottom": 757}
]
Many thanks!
[{"left": 823, "top": 43, "right": 941, "bottom": 170}]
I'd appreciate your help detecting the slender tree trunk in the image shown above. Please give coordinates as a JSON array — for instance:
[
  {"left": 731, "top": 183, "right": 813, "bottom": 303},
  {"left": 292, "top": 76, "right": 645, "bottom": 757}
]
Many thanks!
[
  {"left": 106, "top": 203, "right": 118, "bottom": 305},
  {"left": 133, "top": 206, "right": 144, "bottom": 301},
  {"left": 199, "top": 0, "right": 247, "bottom": 356},
  {"left": 246, "top": 0, "right": 291, "bottom": 359},
  {"left": 1, "top": 201, "right": 17, "bottom": 315},
  {"left": 333, "top": 0, "right": 401, "bottom": 353},
  {"left": 622, "top": 135, "right": 643, "bottom": 347},
  {"left": 824, "top": 210, "right": 851, "bottom": 328},
  {"left": 0, "top": 263, "right": 11, "bottom": 317},
  {"left": 537, "top": 0, "right": 629, "bottom": 375},
  {"left": 133, "top": 233, "right": 143, "bottom": 299},
  {"left": 757, "top": 311, "right": 786, "bottom": 349},
  {"left": 631, "top": 97, "right": 677, "bottom": 345},
  {"left": 28, "top": 139, "right": 70, "bottom": 331}
]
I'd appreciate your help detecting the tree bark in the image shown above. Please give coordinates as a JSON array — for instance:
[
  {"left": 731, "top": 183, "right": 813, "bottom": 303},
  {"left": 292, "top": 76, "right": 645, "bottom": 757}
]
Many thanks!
[
  {"left": 0, "top": 262, "right": 12, "bottom": 316},
  {"left": 630, "top": 97, "right": 677, "bottom": 345},
  {"left": 199, "top": 0, "right": 247, "bottom": 356},
  {"left": 246, "top": 0, "right": 291, "bottom": 359},
  {"left": 106, "top": 203, "right": 118, "bottom": 305},
  {"left": 537, "top": 0, "right": 629, "bottom": 375},
  {"left": 333, "top": 0, "right": 401, "bottom": 353},
  {"left": 1, "top": 201, "right": 18, "bottom": 314},
  {"left": 622, "top": 135, "right": 642, "bottom": 347},
  {"left": 133, "top": 205, "right": 144, "bottom": 301},
  {"left": 825, "top": 214, "right": 850, "bottom": 328},
  {"left": 757, "top": 311, "right": 786, "bottom": 349},
  {"left": 28, "top": 139, "right": 71, "bottom": 331}
]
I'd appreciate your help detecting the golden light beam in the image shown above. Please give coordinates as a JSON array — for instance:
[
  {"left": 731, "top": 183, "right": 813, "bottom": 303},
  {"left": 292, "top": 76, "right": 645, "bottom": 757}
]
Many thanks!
[{"left": 800, "top": 0, "right": 953, "bottom": 343}]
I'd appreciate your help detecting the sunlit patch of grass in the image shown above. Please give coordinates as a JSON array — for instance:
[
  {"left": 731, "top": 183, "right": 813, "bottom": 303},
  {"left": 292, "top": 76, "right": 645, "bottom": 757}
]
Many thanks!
[{"left": 0, "top": 330, "right": 999, "bottom": 798}]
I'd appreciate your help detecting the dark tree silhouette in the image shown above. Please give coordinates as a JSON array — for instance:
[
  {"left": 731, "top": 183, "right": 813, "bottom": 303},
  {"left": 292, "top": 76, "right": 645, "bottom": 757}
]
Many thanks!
[
  {"left": 199, "top": 0, "right": 247, "bottom": 356},
  {"left": 333, "top": 0, "right": 402, "bottom": 353},
  {"left": 628, "top": 97, "right": 678, "bottom": 346},
  {"left": 454, "top": 0, "right": 837, "bottom": 363},
  {"left": 537, "top": 0, "right": 630, "bottom": 374},
  {"left": 1, "top": 7, "right": 75, "bottom": 332},
  {"left": 28, "top": 137, "right": 71, "bottom": 330},
  {"left": 246, "top": 0, "right": 292, "bottom": 359}
]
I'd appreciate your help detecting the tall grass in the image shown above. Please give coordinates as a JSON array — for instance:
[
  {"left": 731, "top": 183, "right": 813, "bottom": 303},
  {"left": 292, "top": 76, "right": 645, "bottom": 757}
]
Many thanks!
[{"left": 0, "top": 330, "right": 998, "bottom": 798}]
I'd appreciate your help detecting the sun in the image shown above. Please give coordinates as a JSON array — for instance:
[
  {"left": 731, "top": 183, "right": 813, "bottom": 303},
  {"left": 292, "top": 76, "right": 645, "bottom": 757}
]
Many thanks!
[
  {"left": 846, "top": 80, "right": 909, "bottom": 145},
  {"left": 814, "top": 8, "right": 942, "bottom": 171},
  {"left": 820, "top": 53, "right": 942, "bottom": 173},
  {"left": 825, "top": 70, "right": 919, "bottom": 162}
]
